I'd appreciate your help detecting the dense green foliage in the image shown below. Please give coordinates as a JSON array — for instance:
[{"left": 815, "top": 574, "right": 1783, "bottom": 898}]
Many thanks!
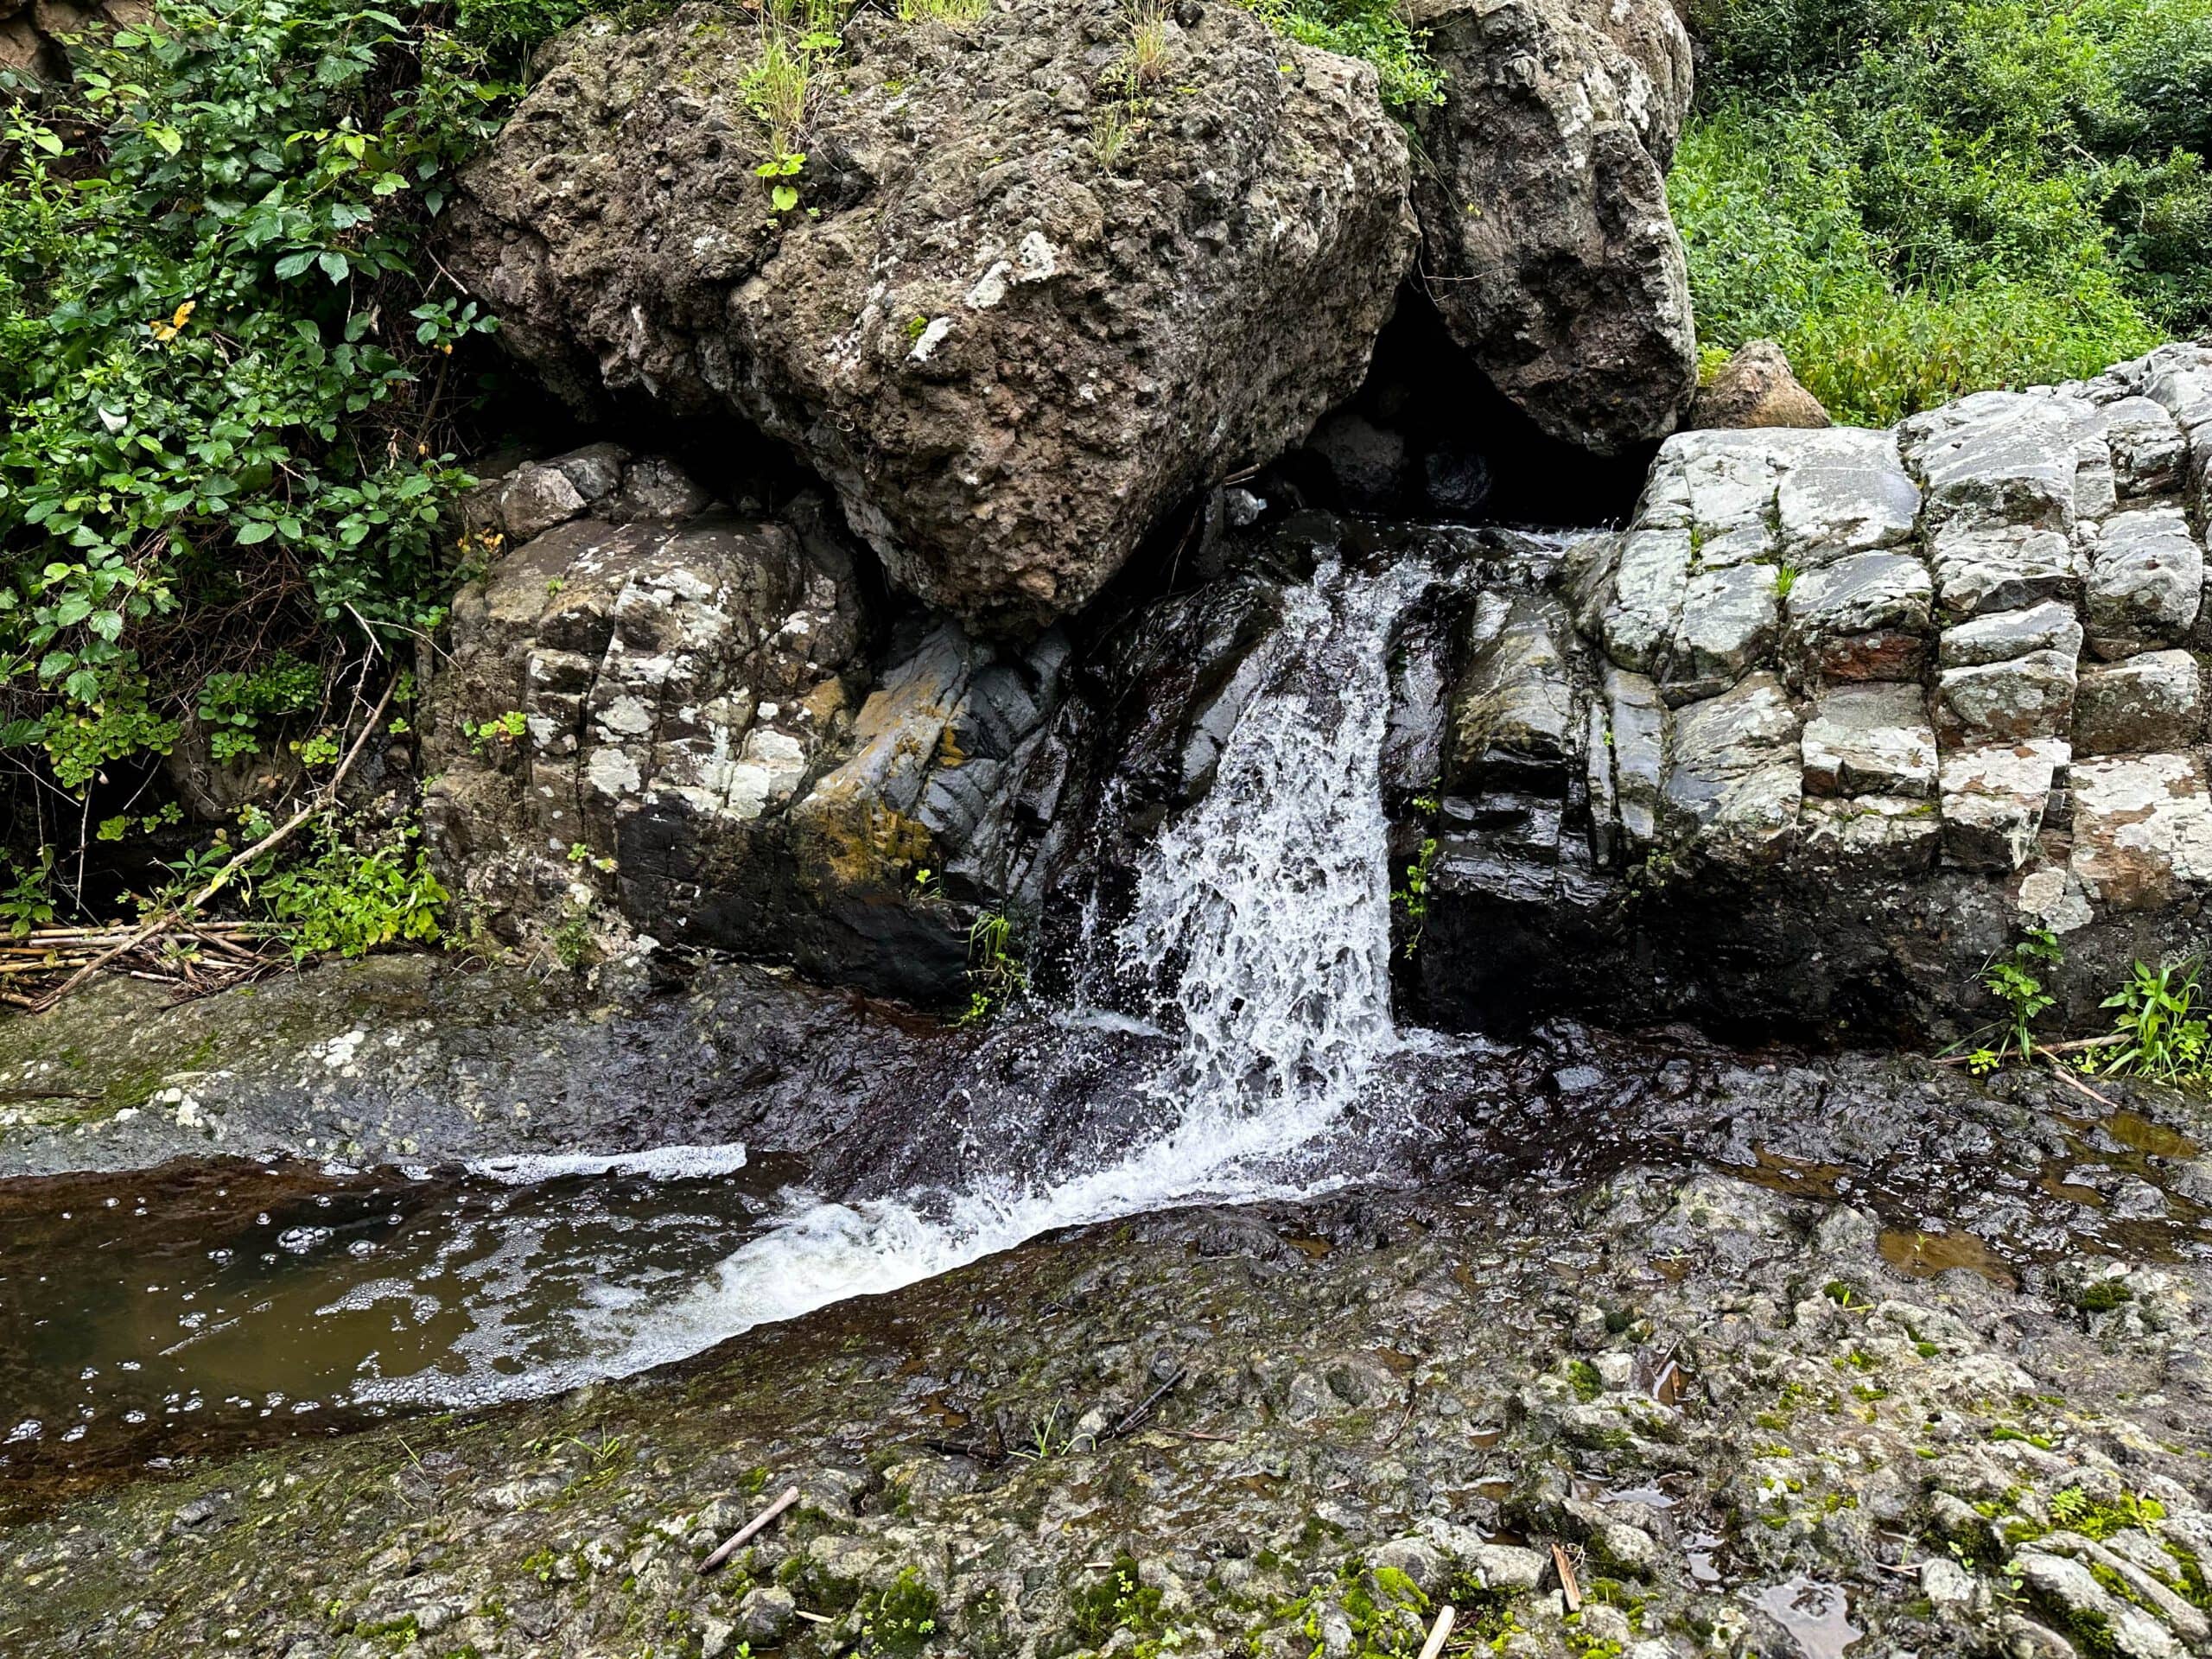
[
  {"left": 1674, "top": 0, "right": 2212, "bottom": 423},
  {"left": 1243, "top": 0, "right": 1443, "bottom": 108},
  {"left": 0, "top": 0, "right": 573, "bottom": 944}
]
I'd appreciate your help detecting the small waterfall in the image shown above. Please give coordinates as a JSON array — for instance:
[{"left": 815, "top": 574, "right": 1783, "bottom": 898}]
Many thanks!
[
  {"left": 1110, "top": 561, "right": 1420, "bottom": 1121},
  {"left": 537, "top": 556, "right": 1439, "bottom": 1383}
]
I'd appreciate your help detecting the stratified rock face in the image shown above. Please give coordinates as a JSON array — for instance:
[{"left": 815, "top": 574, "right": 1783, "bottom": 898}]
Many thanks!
[
  {"left": 1414, "top": 343, "right": 2212, "bottom": 1035},
  {"left": 443, "top": 0, "right": 1416, "bottom": 631},
  {"left": 423, "top": 448, "right": 1077, "bottom": 1001},
  {"left": 1408, "top": 0, "right": 1698, "bottom": 454}
]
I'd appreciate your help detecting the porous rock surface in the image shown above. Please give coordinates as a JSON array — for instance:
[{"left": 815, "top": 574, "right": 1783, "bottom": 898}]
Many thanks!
[
  {"left": 1688, "top": 339, "right": 1830, "bottom": 431},
  {"left": 10, "top": 1031, "right": 2212, "bottom": 1659},
  {"left": 1408, "top": 0, "right": 1699, "bottom": 452},
  {"left": 442, "top": 0, "right": 1417, "bottom": 630}
]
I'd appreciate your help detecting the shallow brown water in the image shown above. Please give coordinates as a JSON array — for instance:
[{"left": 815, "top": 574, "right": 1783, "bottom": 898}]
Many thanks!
[{"left": 0, "top": 1148, "right": 803, "bottom": 1503}]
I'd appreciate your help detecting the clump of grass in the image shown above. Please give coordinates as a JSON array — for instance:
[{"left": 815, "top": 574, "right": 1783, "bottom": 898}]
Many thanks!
[
  {"left": 1124, "top": 1, "right": 1171, "bottom": 89},
  {"left": 898, "top": 0, "right": 988, "bottom": 23},
  {"left": 741, "top": 0, "right": 842, "bottom": 155},
  {"left": 1090, "top": 103, "right": 1136, "bottom": 168}
]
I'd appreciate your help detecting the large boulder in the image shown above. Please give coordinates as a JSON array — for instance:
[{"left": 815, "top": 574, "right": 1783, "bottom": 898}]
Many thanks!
[
  {"left": 1407, "top": 0, "right": 1698, "bottom": 453},
  {"left": 443, "top": 0, "right": 1416, "bottom": 632}
]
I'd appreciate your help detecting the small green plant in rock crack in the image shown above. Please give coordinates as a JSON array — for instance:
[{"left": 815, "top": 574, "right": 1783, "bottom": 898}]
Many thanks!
[
  {"left": 959, "top": 906, "right": 1027, "bottom": 1025},
  {"left": 1962, "top": 928, "right": 2063, "bottom": 1072},
  {"left": 464, "top": 709, "right": 528, "bottom": 755},
  {"left": 1070, "top": 1554, "right": 1163, "bottom": 1646},
  {"left": 2099, "top": 957, "right": 2210, "bottom": 1083},
  {"left": 1009, "top": 1402, "right": 1072, "bottom": 1462},
  {"left": 1391, "top": 788, "right": 1440, "bottom": 955},
  {"left": 854, "top": 1567, "right": 940, "bottom": 1655},
  {"left": 756, "top": 148, "right": 806, "bottom": 214},
  {"left": 1090, "top": 102, "right": 1138, "bottom": 168}
]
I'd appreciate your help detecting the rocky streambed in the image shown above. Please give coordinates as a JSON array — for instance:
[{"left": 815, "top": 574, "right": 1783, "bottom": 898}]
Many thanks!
[{"left": 6, "top": 1012, "right": 2212, "bottom": 1659}]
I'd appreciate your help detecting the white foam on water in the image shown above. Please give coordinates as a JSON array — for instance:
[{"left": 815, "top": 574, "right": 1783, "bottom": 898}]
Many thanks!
[
  {"left": 611, "top": 556, "right": 1439, "bottom": 1359},
  {"left": 461, "top": 1142, "right": 751, "bottom": 1185}
]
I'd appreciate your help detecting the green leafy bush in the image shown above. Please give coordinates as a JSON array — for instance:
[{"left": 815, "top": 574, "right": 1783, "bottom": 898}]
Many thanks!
[
  {"left": 1674, "top": 0, "right": 2212, "bottom": 422},
  {"left": 0, "top": 0, "right": 573, "bottom": 932},
  {"left": 248, "top": 810, "right": 449, "bottom": 958},
  {"left": 1240, "top": 0, "right": 1444, "bottom": 108}
]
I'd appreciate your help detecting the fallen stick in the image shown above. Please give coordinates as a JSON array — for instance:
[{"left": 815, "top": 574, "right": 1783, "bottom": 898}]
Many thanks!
[
  {"left": 29, "top": 675, "right": 396, "bottom": 1014},
  {"left": 1417, "top": 1605, "right": 1456, "bottom": 1659},
  {"left": 699, "top": 1484, "right": 800, "bottom": 1574},
  {"left": 2046, "top": 1057, "right": 2122, "bottom": 1112},
  {"left": 1551, "top": 1543, "right": 1581, "bottom": 1614},
  {"left": 1109, "top": 1367, "right": 1184, "bottom": 1440}
]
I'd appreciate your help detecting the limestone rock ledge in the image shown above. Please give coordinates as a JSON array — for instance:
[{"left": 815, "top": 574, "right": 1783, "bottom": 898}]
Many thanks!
[
  {"left": 1415, "top": 342, "right": 2212, "bottom": 1034},
  {"left": 422, "top": 445, "right": 1075, "bottom": 1001}
]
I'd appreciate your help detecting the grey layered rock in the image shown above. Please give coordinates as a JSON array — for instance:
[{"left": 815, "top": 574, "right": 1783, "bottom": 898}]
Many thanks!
[
  {"left": 2011, "top": 1553, "right": 2186, "bottom": 1659},
  {"left": 1937, "top": 740, "right": 2068, "bottom": 872},
  {"left": 1665, "top": 562, "right": 1778, "bottom": 704},
  {"left": 1598, "top": 529, "right": 1691, "bottom": 676},
  {"left": 1773, "top": 428, "right": 1920, "bottom": 567},
  {"left": 1903, "top": 391, "right": 2080, "bottom": 532},
  {"left": 1636, "top": 431, "right": 1783, "bottom": 565},
  {"left": 498, "top": 462, "right": 590, "bottom": 543},
  {"left": 2084, "top": 506, "right": 2203, "bottom": 659},
  {"left": 2074, "top": 651, "right": 2203, "bottom": 757},
  {"left": 1937, "top": 601, "right": 2083, "bottom": 669},
  {"left": 1408, "top": 0, "right": 1696, "bottom": 453},
  {"left": 1800, "top": 683, "right": 1936, "bottom": 798},
  {"left": 1659, "top": 672, "right": 1800, "bottom": 860},
  {"left": 2097, "top": 396, "right": 2190, "bottom": 499},
  {"left": 1799, "top": 793, "right": 1941, "bottom": 874},
  {"left": 424, "top": 467, "right": 1085, "bottom": 1001},
  {"left": 1604, "top": 667, "right": 1666, "bottom": 855},
  {"left": 1784, "top": 552, "right": 1931, "bottom": 640},
  {"left": 1934, "top": 649, "right": 2077, "bottom": 747},
  {"left": 1783, "top": 550, "right": 1931, "bottom": 685},
  {"left": 1448, "top": 593, "right": 1580, "bottom": 791},
  {"left": 1927, "top": 522, "right": 2078, "bottom": 620},
  {"left": 424, "top": 493, "right": 868, "bottom": 931},
  {"left": 447, "top": 0, "right": 1417, "bottom": 630},
  {"left": 2072, "top": 752, "right": 2212, "bottom": 910}
]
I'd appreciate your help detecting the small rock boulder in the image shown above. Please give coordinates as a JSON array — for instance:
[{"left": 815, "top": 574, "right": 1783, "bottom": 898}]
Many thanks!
[{"left": 1688, "top": 340, "right": 1830, "bottom": 431}]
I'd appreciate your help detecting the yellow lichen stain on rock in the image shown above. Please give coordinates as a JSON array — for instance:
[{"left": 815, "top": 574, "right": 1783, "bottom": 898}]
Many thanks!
[{"left": 791, "top": 790, "right": 936, "bottom": 896}]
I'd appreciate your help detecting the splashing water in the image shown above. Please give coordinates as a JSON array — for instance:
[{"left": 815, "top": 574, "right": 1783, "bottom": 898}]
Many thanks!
[
  {"left": 639, "top": 556, "right": 1439, "bottom": 1355},
  {"left": 0, "top": 558, "right": 1450, "bottom": 1464}
]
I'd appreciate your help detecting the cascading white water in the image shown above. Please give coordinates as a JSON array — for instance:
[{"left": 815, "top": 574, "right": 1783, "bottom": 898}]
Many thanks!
[
  {"left": 596, "top": 556, "right": 1438, "bottom": 1367},
  {"left": 362, "top": 556, "right": 1440, "bottom": 1401}
]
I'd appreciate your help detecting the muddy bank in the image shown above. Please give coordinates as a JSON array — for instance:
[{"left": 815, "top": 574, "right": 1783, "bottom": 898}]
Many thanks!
[{"left": 6, "top": 1051, "right": 2212, "bottom": 1658}]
